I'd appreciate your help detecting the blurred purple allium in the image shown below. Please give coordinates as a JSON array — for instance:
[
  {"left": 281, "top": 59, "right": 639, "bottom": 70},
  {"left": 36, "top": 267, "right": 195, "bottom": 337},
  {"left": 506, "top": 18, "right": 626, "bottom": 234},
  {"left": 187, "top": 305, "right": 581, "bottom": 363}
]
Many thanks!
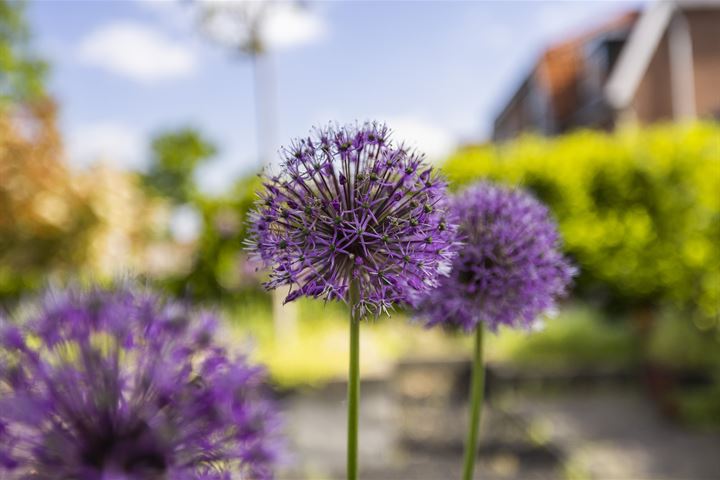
[
  {"left": 247, "top": 122, "right": 458, "bottom": 317},
  {"left": 416, "top": 182, "right": 576, "bottom": 332},
  {"left": 0, "top": 286, "right": 281, "bottom": 479}
]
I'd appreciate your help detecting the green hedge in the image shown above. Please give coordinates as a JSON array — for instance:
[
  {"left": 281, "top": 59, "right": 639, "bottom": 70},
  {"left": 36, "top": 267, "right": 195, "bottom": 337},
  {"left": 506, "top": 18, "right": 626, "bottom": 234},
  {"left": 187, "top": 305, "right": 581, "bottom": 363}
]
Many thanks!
[{"left": 442, "top": 122, "right": 719, "bottom": 329}]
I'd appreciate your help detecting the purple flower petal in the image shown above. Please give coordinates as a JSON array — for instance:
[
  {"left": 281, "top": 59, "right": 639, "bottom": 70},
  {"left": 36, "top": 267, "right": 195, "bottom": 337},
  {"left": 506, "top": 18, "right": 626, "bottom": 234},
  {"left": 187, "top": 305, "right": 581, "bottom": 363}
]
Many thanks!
[
  {"left": 0, "top": 286, "right": 283, "bottom": 479},
  {"left": 415, "top": 182, "right": 576, "bottom": 332},
  {"left": 247, "top": 122, "right": 459, "bottom": 318}
]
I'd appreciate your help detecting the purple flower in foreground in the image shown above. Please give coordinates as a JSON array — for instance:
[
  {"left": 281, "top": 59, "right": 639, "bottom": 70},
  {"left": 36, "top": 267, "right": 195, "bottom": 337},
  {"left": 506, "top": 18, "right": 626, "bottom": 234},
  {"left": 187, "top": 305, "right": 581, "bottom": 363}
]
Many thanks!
[
  {"left": 416, "top": 182, "right": 576, "bottom": 332},
  {"left": 247, "top": 122, "right": 458, "bottom": 317},
  {"left": 0, "top": 286, "right": 281, "bottom": 479}
]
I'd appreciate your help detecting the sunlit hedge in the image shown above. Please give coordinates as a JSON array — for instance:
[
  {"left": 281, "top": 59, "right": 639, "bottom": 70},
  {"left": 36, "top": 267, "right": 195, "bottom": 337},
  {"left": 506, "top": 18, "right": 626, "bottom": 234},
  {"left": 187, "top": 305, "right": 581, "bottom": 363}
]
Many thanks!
[{"left": 442, "top": 122, "right": 719, "bottom": 329}]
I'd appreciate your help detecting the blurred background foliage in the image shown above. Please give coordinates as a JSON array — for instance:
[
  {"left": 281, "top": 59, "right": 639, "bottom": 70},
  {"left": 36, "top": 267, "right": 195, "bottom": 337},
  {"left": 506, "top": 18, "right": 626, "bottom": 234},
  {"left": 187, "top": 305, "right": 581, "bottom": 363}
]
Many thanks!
[
  {"left": 162, "top": 173, "right": 264, "bottom": 302},
  {"left": 0, "top": 98, "right": 176, "bottom": 299},
  {"left": 143, "top": 128, "right": 217, "bottom": 204},
  {"left": 0, "top": 100, "right": 95, "bottom": 297}
]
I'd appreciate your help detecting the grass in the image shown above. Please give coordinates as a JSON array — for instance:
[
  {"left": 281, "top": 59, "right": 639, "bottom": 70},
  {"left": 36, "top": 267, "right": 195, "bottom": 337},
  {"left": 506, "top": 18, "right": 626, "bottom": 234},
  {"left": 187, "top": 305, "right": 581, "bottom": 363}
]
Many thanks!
[
  {"left": 488, "top": 306, "right": 640, "bottom": 368},
  {"left": 219, "top": 297, "right": 640, "bottom": 388},
  {"left": 646, "top": 308, "right": 720, "bottom": 369},
  {"left": 222, "top": 298, "right": 468, "bottom": 388}
]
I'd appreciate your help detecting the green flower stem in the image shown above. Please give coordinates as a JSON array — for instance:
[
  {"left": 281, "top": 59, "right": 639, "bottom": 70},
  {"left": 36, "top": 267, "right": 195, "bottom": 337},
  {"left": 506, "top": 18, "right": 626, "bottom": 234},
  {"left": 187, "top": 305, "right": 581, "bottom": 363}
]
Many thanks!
[
  {"left": 347, "top": 280, "right": 361, "bottom": 480},
  {"left": 462, "top": 324, "right": 485, "bottom": 480}
]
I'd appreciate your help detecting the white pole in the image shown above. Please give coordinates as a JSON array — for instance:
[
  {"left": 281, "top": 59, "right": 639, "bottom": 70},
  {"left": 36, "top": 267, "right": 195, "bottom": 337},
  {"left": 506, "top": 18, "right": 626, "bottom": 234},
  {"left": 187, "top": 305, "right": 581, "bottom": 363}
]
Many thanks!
[
  {"left": 669, "top": 11, "right": 696, "bottom": 120},
  {"left": 252, "top": 48, "right": 299, "bottom": 342}
]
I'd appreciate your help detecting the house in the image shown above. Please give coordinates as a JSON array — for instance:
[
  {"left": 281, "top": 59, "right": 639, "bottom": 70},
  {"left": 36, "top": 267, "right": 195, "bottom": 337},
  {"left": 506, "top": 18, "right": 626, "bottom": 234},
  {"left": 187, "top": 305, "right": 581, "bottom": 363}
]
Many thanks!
[{"left": 492, "top": 0, "right": 720, "bottom": 141}]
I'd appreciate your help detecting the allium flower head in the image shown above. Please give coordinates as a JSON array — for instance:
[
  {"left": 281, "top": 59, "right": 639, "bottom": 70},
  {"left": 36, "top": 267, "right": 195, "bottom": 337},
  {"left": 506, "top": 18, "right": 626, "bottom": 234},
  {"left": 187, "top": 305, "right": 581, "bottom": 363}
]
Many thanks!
[
  {"left": 417, "top": 182, "right": 576, "bottom": 332},
  {"left": 247, "top": 122, "right": 458, "bottom": 317},
  {"left": 0, "top": 286, "right": 281, "bottom": 479}
]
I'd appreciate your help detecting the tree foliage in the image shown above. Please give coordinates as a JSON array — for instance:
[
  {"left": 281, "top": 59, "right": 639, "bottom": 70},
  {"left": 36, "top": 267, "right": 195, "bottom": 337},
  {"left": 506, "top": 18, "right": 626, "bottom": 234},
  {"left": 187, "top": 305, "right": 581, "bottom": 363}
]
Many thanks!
[
  {"left": 0, "top": 100, "right": 96, "bottom": 297},
  {"left": 165, "top": 174, "right": 264, "bottom": 301},
  {"left": 0, "top": 0, "right": 47, "bottom": 106},
  {"left": 143, "top": 128, "right": 217, "bottom": 204},
  {"left": 0, "top": 100, "right": 177, "bottom": 302}
]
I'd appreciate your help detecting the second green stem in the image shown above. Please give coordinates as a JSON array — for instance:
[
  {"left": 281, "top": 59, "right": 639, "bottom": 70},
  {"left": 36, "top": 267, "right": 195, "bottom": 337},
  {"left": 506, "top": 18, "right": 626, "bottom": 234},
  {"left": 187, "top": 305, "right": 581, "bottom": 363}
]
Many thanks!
[{"left": 462, "top": 324, "right": 485, "bottom": 480}]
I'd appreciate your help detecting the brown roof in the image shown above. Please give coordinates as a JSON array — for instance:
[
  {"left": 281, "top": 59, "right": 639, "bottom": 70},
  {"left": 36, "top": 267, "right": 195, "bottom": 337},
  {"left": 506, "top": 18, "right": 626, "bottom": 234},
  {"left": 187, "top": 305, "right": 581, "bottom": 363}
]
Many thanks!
[{"left": 533, "top": 11, "right": 640, "bottom": 125}]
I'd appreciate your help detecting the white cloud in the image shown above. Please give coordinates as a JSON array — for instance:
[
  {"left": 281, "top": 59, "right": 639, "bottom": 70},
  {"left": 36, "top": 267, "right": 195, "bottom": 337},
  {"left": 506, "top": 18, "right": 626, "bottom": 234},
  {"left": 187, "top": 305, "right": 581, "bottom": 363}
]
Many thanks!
[
  {"left": 78, "top": 21, "right": 196, "bottom": 83},
  {"left": 264, "top": 3, "right": 327, "bottom": 50},
  {"left": 384, "top": 116, "right": 456, "bottom": 162},
  {"left": 66, "top": 123, "right": 146, "bottom": 171},
  {"left": 199, "top": 1, "right": 327, "bottom": 52}
]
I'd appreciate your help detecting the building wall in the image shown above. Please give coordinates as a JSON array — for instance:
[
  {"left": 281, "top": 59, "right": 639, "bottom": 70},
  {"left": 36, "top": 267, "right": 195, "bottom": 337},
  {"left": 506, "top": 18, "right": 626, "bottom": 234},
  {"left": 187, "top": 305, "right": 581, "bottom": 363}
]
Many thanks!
[
  {"left": 493, "top": 7, "right": 719, "bottom": 140},
  {"left": 629, "top": 8, "right": 720, "bottom": 124},
  {"left": 493, "top": 83, "right": 531, "bottom": 141},
  {"left": 630, "top": 31, "right": 674, "bottom": 123},
  {"left": 687, "top": 9, "right": 720, "bottom": 119},
  {"left": 493, "top": 78, "right": 555, "bottom": 141}
]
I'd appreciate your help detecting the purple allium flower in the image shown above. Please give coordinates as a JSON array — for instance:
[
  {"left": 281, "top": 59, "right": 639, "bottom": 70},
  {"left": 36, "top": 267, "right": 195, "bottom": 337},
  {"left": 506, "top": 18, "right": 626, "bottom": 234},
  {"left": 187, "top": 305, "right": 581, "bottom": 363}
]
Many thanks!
[
  {"left": 247, "top": 122, "right": 458, "bottom": 317},
  {"left": 416, "top": 182, "right": 576, "bottom": 332},
  {"left": 0, "top": 286, "right": 281, "bottom": 479}
]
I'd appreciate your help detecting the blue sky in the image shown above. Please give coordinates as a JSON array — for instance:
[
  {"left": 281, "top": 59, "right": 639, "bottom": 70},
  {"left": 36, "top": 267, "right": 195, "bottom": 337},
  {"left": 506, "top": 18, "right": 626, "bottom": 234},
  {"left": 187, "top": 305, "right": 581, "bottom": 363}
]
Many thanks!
[{"left": 27, "top": 0, "right": 643, "bottom": 194}]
